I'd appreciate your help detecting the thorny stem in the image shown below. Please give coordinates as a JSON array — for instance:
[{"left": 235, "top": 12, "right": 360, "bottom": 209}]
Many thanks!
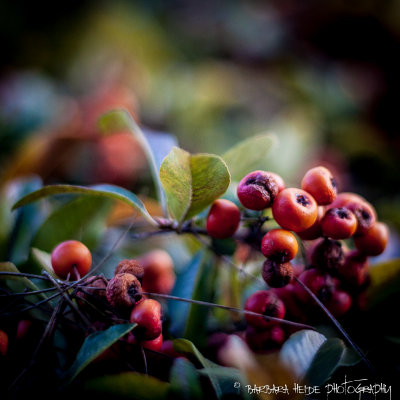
[
  {"left": 142, "top": 291, "right": 314, "bottom": 331},
  {"left": 294, "top": 276, "right": 375, "bottom": 372}
]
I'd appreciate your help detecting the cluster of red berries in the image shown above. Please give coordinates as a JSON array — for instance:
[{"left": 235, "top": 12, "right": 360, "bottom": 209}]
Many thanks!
[
  {"left": 206, "top": 166, "right": 389, "bottom": 353},
  {"left": 49, "top": 241, "right": 177, "bottom": 353}
]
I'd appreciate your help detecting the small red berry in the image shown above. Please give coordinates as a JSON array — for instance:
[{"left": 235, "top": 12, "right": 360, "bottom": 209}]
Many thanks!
[
  {"left": 269, "top": 172, "right": 286, "bottom": 193},
  {"left": 140, "top": 250, "right": 176, "bottom": 295},
  {"left": 301, "top": 166, "right": 337, "bottom": 205},
  {"left": 329, "top": 193, "right": 376, "bottom": 235},
  {"left": 336, "top": 250, "right": 369, "bottom": 287},
  {"left": 354, "top": 222, "right": 389, "bottom": 256},
  {"left": 51, "top": 240, "right": 92, "bottom": 280},
  {"left": 272, "top": 188, "right": 318, "bottom": 232},
  {"left": 245, "top": 325, "right": 285, "bottom": 352},
  {"left": 237, "top": 170, "right": 279, "bottom": 210},
  {"left": 130, "top": 299, "right": 162, "bottom": 340},
  {"left": 261, "top": 229, "right": 298, "bottom": 262},
  {"left": 0, "top": 330, "right": 8, "bottom": 356},
  {"left": 244, "top": 290, "right": 285, "bottom": 328},
  {"left": 127, "top": 333, "right": 163, "bottom": 351},
  {"left": 321, "top": 207, "right": 358, "bottom": 239},
  {"left": 16, "top": 320, "right": 32, "bottom": 341},
  {"left": 206, "top": 199, "right": 241, "bottom": 239},
  {"left": 326, "top": 290, "right": 352, "bottom": 318},
  {"left": 310, "top": 238, "right": 345, "bottom": 271},
  {"left": 297, "top": 206, "right": 324, "bottom": 240},
  {"left": 262, "top": 260, "right": 294, "bottom": 288}
]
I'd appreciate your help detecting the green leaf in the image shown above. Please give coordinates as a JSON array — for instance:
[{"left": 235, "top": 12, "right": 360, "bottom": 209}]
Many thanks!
[
  {"left": 98, "top": 109, "right": 168, "bottom": 217},
  {"left": 279, "top": 330, "right": 327, "bottom": 379},
  {"left": 84, "top": 372, "right": 170, "bottom": 400},
  {"left": 304, "top": 338, "right": 346, "bottom": 386},
  {"left": 64, "top": 323, "right": 136, "bottom": 384},
  {"left": 7, "top": 177, "right": 45, "bottom": 265},
  {"left": 168, "top": 252, "right": 204, "bottom": 337},
  {"left": 170, "top": 358, "right": 203, "bottom": 400},
  {"left": 0, "top": 261, "right": 44, "bottom": 296},
  {"left": 184, "top": 254, "right": 217, "bottom": 347},
  {"left": 366, "top": 258, "right": 400, "bottom": 308},
  {"left": 172, "top": 339, "right": 224, "bottom": 399},
  {"left": 160, "top": 147, "right": 230, "bottom": 224},
  {"left": 222, "top": 134, "right": 277, "bottom": 182},
  {"left": 32, "top": 196, "right": 111, "bottom": 252},
  {"left": 12, "top": 183, "right": 157, "bottom": 226},
  {"left": 30, "top": 247, "right": 56, "bottom": 276}
]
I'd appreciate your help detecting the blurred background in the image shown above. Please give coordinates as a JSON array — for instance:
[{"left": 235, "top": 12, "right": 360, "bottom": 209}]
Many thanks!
[{"left": 1, "top": 0, "right": 399, "bottom": 233}]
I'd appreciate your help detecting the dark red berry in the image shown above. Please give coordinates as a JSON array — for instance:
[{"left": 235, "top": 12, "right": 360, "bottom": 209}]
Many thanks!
[
  {"left": 237, "top": 170, "right": 279, "bottom": 210},
  {"left": 321, "top": 207, "right": 358, "bottom": 239},
  {"left": 354, "top": 222, "right": 389, "bottom": 256},
  {"left": 244, "top": 290, "right": 285, "bottom": 328}
]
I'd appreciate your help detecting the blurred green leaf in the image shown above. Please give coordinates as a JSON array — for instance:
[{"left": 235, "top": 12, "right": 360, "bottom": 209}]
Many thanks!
[
  {"left": 64, "top": 323, "right": 136, "bottom": 384},
  {"left": 304, "top": 338, "right": 346, "bottom": 386},
  {"left": 98, "top": 109, "right": 168, "bottom": 216},
  {"left": 12, "top": 183, "right": 157, "bottom": 226},
  {"left": 279, "top": 330, "right": 327, "bottom": 379},
  {"left": 0, "top": 261, "right": 44, "bottom": 297},
  {"left": 172, "top": 338, "right": 225, "bottom": 399},
  {"left": 30, "top": 247, "right": 56, "bottom": 276},
  {"left": 366, "top": 258, "right": 400, "bottom": 308},
  {"left": 160, "top": 147, "right": 230, "bottom": 224},
  {"left": 168, "top": 251, "right": 204, "bottom": 337},
  {"left": 184, "top": 254, "right": 217, "bottom": 347},
  {"left": 170, "top": 358, "right": 203, "bottom": 400},
  {"left": 84, "top": 372, "right": 170, "bottom": 400},
  {"left": 32, "top": 196, "right": 111, "bottom": 252},
  {"left": 7, "top": 177, "right": 45, "bottom": 265},
  {"left": 222, "top": 134, "right": 277, "bottom": 181}
]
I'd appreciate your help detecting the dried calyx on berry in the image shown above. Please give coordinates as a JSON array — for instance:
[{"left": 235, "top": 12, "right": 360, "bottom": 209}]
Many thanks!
[
  {"left": 262, "top": 260, "right": 293, "bottom": 288},
  {"left": 106, "top": 273, "right": 143, "bottom": 312},
  {"left": 115, "top": 259, "right": 144, "bottom": 281},
  {"left": 311, "top": 238, "right": 345, "bottom": 272}
]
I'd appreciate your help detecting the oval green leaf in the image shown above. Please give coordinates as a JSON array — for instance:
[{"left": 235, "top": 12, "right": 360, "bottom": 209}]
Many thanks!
[
  {"left": 279, "top": 330, "right": 327, "bottom": 379},
  {"left": 222, "top": 134, "right": 277, "bottom": 182},
  {"left": 64, "top": 323, "right": 136, "bottom": 384},
  {"left": 304, "top": 338, "right": 346, "bottom": 386},
  {"left": 170, "top": 358, "right": 203, "bottom": 400},
  {"left": 160, "top": 147, "right": 230, "bottom": 224},
  {"left": 12, "top": 183, "right": 156, "bottom": 226},
  {"left": 33, "top": 196, "right": 111, "bottom": 252},
  {"left": 84, "top": 372, "right": 170, "bottom": 400}
]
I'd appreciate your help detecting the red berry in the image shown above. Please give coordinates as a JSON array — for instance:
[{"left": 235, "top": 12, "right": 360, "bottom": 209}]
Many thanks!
[
  {"left": 130, "top": 299, "right": 162, "bottom": 340},
  {"left": 16, "top": 320, "right": 32, "bottom": 341},
  {"left": 326, "top": 290, "right": 352, "bottom": 318},
  {"left": 0, "top": 330, "right": 8, "bottom": 356},
  {"left": 237, "top": 171, "right": 279, "bottom": 210},
  {"left": 310, "top": 238, "right": 345, "bottom": 271},
  {"left": 295, "top": 269, "right": 339, "bottom": 304},
  {"left": 321, "top": 207, "right": 358, "bottom": 239},
  {"left": 354, "top": 222, "right": 389, "bottom": 256},
  {"left": 51, "top": 240, "right": 92, "bottom": 280},
  {"left": 244, "top": 290, "right": 285, "bottom": 328},
  {"left": 142, "top": 334, "right": 163, "bottom": 351},
  {"left": 245, "top": 325, "right": 285, "bottom": 352},
  {"left": 301, "top": 166, "right": 337, "bottom": 205},
  {"left": 206, "top": 199, "right": 241, "bottom": 239},
  {"left": 140, "top": 250, "right": 176, "bottom": 295},
  {"left": 269, "top": 172, "right": 286, "bottom": 193},
  {"left": 272, "top": 188, "right": 318, "bottom": 232},
  {"left": 329, "top": 193, "right": 376, "bottom": 235},
  {"left": 297, "top": 206, "right": 324, "bottom": 240},
  {"left": 261, "top": 229, "right": 298, "bottom": 262},
  {"left": 336, "top": 250, "right": 369, "bottom": 287}
]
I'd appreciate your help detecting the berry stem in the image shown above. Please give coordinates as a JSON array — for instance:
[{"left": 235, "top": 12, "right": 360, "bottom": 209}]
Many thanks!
[
  {"left": 294, "top": 276, "right": 375, "bottom": 372},
  {"left": 142, "top": 291, "right": 315, "bottom": 331}
]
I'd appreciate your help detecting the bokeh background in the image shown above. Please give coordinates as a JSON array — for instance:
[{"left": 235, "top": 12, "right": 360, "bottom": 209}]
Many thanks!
[{"left": 1, "top": 0, "right": 400, "bottom": 238}]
